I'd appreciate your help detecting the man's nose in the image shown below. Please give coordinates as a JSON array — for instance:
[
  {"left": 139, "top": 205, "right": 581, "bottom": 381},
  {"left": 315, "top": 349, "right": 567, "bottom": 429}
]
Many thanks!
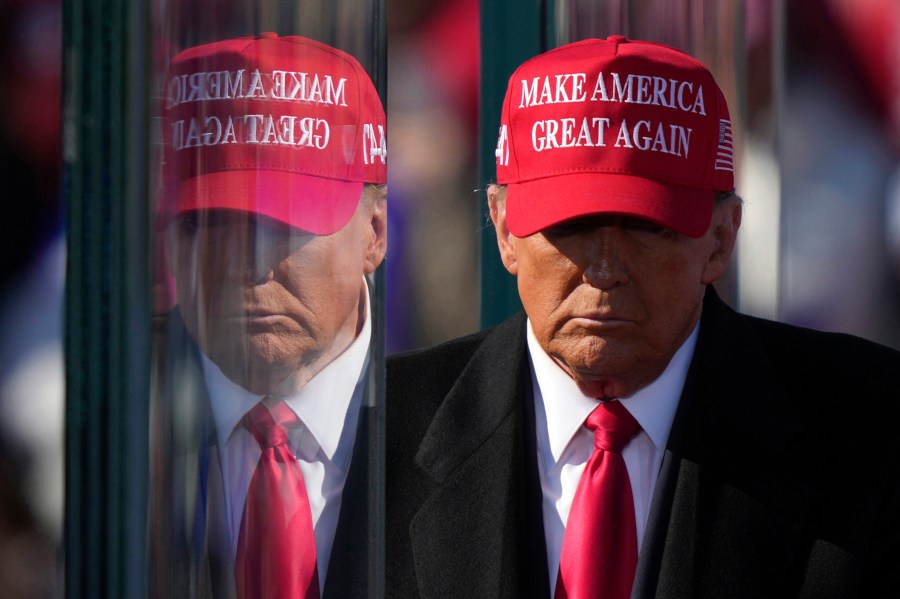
[
  {"left": 254, "top": 235, "right": 289, "bottom": 284},
  {"left": 231, "top": 223, "right": 280, "bottom": 283},
  {"left": 582, "top": 227, "right": 629, "bottom": 289}
]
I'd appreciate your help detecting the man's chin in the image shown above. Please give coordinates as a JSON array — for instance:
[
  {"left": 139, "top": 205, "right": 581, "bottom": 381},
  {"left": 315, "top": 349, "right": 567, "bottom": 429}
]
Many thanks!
[
  {"left": 567, "top": 354, "right": 667, "bottom": 400},
  {"left": 554, "top": 345, "right": 653, "bottom": 399},
  {"left": 243, "top": 326, "right": 319, "bottom": 362},
  {"left": 207, "top": 348, "right": 310, "bottom": 395},
  {"left": 569, "top": 375, "right": 632, "bottom": 400},
  {"left": 223, "top": 359, "right": 297, "bottom": 395}
]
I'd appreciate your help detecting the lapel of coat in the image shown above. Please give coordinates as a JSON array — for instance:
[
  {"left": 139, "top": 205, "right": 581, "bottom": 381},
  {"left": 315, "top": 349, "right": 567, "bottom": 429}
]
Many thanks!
[
  {"left": 150, "top": 309, "right": 234, "bottom": 599},
  {"left": 633, "top": 289, "right": 814, "bottom": 599},
  {"left": 409, "top": 313, "right": 550, "bottom": 599},
  {"left": 322, "top": 279, "right": 379, "bottom": 599},
  {"left": 202, "top": 441, "right": 236, "bottom": 599},
  {"left": 323, "top": 403, "right": 375, "bottom": 599}
]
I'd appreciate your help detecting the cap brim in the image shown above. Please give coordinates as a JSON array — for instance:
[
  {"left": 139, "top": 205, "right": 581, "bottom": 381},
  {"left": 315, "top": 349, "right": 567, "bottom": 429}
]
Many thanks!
[
  {"left": 505, "top": 173, "right": 714, "bottom": 238},
  {"left": 167, "top": 169, "right": 364, "bottom": 235}
]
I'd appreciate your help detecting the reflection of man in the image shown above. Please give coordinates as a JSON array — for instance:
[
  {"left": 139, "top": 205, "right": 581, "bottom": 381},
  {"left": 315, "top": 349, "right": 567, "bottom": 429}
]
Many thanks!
[
  {"left": 153, "top": 34, "right": 386, "bottom": 599},
  {"left": 386, "top": 36, "right": 900, "bottom": 598}
]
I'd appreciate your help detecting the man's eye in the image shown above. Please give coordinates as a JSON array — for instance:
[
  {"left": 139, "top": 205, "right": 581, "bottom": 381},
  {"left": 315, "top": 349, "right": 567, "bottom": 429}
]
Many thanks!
[
  {"left": 633, "top": 222, "right": 664, "bottom": 233},
  {"left": 546, "top": 220, "right": 589, "bottom": 236},
  {"left": 623, "top": 218, "right": 673, "bottom": 236},
  {"left": 179, "top": 213, "right": 199, "bottom": 235}
]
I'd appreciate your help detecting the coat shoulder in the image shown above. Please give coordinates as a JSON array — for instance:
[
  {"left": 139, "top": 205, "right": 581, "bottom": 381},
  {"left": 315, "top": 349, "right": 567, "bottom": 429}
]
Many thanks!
[
  {"left": 701, "top": 291, "right": 900, "bottom": 396},
  {"left": 387, "top": 327, "right": 493, "bottom": 394},
  {"left": 385, "top": 313, "right": 528, "bottom": 472},
  {"left": 387, "top": 313, "right": 527, "bottom": 415},
  {"left": 736, "top": 309, "right": 900, "bottom": 391}
]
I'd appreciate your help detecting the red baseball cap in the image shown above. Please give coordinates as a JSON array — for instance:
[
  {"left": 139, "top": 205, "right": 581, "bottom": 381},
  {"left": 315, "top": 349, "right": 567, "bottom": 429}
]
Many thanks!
[
  {"left": 495, "top": 36, "right": 734, "bottom": 238},
  {"left": 162, "top": 33, "right": 386, "bottom": 235}
]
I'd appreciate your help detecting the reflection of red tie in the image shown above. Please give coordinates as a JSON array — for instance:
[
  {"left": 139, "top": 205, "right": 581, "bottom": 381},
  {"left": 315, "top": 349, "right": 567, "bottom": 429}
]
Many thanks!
[
  {"left": 235, "top": 401, "right": 320, "bottom": 599},
  {"left": 555, "top": 401, "right": 641, "bottom": 599}
]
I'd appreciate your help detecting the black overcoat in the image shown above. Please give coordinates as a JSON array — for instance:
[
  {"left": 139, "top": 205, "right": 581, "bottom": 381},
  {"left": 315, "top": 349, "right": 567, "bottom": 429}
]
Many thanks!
[{"left": 386, "top": 289, "right": 900, "bottom": 598}]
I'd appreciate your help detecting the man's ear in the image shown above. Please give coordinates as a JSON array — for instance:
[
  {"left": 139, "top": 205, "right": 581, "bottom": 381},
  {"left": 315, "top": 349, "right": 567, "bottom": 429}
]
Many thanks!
[
  {"left": 701, "top": 197, "right": 742, "bottom": 285},
  {"left": 488, "top": 185, "right": 519, "bottom": 276},
  {"left": 363, "top": 189, "right": 388, "bottom": 274}
]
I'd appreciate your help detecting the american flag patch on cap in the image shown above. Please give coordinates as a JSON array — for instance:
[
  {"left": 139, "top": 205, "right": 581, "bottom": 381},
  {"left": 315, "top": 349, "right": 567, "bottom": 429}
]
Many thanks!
[{"left": 715, "top": 119, "right": 734, "bottom": 172}]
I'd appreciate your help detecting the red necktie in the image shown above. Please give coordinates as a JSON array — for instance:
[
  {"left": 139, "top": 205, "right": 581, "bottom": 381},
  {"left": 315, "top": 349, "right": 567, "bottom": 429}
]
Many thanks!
[
  {"left": 555, "top": 400, "right": 642, "bottom": 599},
  {"left": 235, "top": 401, "right": 320, "bottom": 599}
]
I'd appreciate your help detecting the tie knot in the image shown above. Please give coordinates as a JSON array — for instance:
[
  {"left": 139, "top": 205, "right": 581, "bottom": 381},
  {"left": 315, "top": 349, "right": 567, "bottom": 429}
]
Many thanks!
[
  {"left": 585, "top": 401, "right": 641, "bottom": 453},
  {"left": 243, "top": 401, "right": 299, "bottom": 449}
]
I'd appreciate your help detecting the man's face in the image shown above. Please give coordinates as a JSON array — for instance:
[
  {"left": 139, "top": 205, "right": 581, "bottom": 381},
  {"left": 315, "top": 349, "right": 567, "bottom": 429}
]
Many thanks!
[
  {"left": 491, "top": 189, "right": 740, "bottom": 399},
  {"left": 168, "top": 190, "right": 386, "bottom": 394}
]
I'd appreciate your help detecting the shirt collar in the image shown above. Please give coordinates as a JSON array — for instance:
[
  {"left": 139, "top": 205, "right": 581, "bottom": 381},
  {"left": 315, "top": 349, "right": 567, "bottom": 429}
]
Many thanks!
[
  {"left": 526, "top": 318, "right": 698, "bottom": 468},
  {"left": 204, "top": 281, "right": 371, "bottom": 471},
  {"left": 284, "top": 286, "right": 370, "bottom": 468}
]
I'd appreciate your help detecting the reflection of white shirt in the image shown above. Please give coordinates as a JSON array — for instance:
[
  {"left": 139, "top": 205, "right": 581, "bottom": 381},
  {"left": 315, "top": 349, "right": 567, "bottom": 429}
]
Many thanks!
[
  {"left": 202, "top": 288, "right": 371, "bottom": 591},
  {"left": 527, "top": 318, "right": 697, "bottom": 591}
]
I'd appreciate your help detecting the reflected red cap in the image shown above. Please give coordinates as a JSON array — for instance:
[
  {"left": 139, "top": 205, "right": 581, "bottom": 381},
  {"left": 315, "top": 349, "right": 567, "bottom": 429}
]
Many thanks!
[
  {"left": 162, "top": 33, "right": 386, "bottom": 234},
  {"left": 495, "top": 36, "right": 734, "bottom": 238}
]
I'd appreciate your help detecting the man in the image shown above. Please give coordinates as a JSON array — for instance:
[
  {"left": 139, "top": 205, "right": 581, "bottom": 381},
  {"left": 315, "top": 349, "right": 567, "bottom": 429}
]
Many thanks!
[
  {"left": 386, "top": 36, "right": 900, "bottom": 598},
  {"left": 150, "top": 33, "right": 387, "bottom": 599}
]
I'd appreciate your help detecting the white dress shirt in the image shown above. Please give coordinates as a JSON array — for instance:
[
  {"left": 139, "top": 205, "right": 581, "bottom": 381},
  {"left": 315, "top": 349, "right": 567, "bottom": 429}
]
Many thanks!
[
  {"left": 202, "top": 288, "right": 371, "bottom": 592},
  {"left": 526, "top": 318, "right": 698, "bottom": 591}
]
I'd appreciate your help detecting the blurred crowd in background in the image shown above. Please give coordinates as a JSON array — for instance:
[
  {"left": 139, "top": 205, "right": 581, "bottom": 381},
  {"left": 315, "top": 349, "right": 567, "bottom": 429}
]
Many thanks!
[
  {"left": 0, "top": 0, "right": 63, "bottom": 597},
  {"left": 780, "top": 0, "right": 900, "bottom": 346},
  {"left": 385, "top": 0, "right": 481, "bottom": 352},
  {"left": 0, "top": 0, "right": 898, "bottom": 597}
]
